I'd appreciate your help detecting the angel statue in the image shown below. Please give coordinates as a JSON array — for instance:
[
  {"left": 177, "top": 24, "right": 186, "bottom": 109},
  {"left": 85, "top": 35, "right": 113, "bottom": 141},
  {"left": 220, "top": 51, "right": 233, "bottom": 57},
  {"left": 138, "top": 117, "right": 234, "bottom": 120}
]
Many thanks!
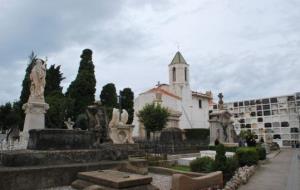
[
  {"left": 109, "top": 108, "right": 129, "bottom": 128},
  {"left": 120, "top": 109, "right": 128, "bottom": 124},
  {"left": 29, "top": 58, "right": 47, "bottom": 100},
  {"left": 109, "top": 108, "right": 120, "bottom": 128}
]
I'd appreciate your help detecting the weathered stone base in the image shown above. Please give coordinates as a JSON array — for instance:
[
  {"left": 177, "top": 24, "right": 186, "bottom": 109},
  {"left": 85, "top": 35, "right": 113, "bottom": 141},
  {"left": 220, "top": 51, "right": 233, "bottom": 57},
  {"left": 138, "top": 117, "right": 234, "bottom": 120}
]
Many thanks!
[
  {"left": 0, "top": 159, "right": 147, "bottom": 190},
  {"left": 1, "top": 146, "right": 128, "bottom": 167},
  {"left": 27, "top": 129, "right": 96, "bottom": 150},
  {"left": 71, "top": 170, "right": 158, "bottom": 190}
]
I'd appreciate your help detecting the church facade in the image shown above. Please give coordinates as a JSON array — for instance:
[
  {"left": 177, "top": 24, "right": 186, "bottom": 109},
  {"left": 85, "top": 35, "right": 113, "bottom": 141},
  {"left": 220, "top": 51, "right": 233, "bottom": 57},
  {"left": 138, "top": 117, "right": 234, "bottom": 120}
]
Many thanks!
[{"left": 133, "top": 52, "right": 213, "bottom": 138}]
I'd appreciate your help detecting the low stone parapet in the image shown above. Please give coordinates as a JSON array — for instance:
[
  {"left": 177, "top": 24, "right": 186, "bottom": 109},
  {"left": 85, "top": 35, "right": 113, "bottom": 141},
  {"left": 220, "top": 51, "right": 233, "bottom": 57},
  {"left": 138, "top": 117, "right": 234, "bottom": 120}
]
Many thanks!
[
  {"left": 1, "top": 145, "right": 129, "bottom": 167},
  {"left": 171, "top": 171, "right": 223, "bottom": 190}
]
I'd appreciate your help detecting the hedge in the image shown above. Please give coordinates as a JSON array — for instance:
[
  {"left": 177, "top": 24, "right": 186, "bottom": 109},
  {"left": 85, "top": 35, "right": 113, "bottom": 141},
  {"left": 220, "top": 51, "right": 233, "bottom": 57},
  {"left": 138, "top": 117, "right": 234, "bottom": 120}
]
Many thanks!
[
  {"left": 256, "top": 146, "right": 266, "bottom": 160},
  {"left": 236, "top": 147, "right": 259, "bottom": 166},
  {"left": 190, "top": 156, "right": 214, "bottom": 172}
]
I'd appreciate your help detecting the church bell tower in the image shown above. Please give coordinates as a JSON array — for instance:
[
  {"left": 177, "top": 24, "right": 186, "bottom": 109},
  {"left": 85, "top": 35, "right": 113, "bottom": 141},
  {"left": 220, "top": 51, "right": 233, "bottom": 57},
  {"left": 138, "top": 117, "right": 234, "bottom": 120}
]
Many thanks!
[{"left": 168, "top": 51, "right": 190, "bottom": 96}]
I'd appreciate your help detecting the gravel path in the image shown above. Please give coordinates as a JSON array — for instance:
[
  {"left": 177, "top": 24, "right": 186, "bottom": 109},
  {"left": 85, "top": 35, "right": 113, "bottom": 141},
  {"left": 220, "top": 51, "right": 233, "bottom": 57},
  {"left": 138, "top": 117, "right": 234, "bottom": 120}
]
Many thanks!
[{"left": 149, "top": 173, "right": 172, "bottom": 190}]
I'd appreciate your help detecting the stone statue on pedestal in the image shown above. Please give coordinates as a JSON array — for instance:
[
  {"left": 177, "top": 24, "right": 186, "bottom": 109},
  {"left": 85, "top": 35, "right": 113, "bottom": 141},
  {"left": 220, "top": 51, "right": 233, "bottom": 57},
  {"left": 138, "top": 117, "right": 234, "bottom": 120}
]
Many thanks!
[
  {"left": 22, "top": 58, "right": 49, "bottom": 143},
  {"left": 29, "top": 59, "right": 47, "bottom": 101}
]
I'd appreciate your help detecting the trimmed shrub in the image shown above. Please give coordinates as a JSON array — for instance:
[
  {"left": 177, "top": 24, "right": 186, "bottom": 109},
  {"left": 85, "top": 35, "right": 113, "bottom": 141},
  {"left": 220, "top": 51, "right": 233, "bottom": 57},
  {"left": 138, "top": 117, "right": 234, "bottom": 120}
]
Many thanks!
[
  {"left": 190, "top": 156, "right": 214, "bottom": 172},
  {"left": 214, "top": 144, "right": 226, "bottom": 170},
  {"left": 224, "top": 156, "right": 239, "bottom": 181},
  {"left": 256, "top": 146, "right": 266, "bottom": 160},
  {"left": 236, "top": 147, "right": 259, "bottom": 166}
]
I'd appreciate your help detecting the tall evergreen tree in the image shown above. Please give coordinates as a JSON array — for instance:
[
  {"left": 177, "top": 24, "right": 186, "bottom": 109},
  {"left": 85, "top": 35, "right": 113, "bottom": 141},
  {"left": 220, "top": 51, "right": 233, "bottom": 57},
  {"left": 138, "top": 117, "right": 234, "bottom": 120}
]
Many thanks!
[
  {"left": 120, "top": 88, "right": 134, "bottom": 124},
  {"left": 100, "top": 83, "right": 118, "bottom": 120},
  {"left": 66, "top": 49, "right": 96, "bottom": 119},
  {"left": 0, "top": 103, "right": 12, "bottom": 131},
  {"left": 0, "top": 102, "right": 20, "bottom": 132},
  {"left": 44, "top": 64, "right": 67, "bottom": 128},
  {"left": 100, "top": 83, "right": 118, "bottom": 108},
  {"left": 45, "top": 64, "right": 65, "bottom": 96}
]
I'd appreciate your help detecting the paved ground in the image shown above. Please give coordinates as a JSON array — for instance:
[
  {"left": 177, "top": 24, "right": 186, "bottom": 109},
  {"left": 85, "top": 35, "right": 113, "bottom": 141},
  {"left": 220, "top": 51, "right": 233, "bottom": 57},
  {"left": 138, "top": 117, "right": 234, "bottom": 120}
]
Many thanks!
[{"left": 240, "top": 149, "right": 300, "bottom": 190}]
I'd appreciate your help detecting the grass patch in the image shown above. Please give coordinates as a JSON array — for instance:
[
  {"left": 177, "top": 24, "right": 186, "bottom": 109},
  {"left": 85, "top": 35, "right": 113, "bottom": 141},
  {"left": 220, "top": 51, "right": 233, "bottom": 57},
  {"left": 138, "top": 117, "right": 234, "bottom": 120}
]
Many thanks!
[{"left": 170, "top": 165, "right": 191, "bottom": 172}]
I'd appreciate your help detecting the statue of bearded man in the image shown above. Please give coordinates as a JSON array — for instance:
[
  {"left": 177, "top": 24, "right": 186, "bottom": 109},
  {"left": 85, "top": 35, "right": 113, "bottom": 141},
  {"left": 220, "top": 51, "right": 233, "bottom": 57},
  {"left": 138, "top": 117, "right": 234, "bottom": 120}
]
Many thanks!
[{"left": 29, "top": 58, "right": 47, "bottom": 100}]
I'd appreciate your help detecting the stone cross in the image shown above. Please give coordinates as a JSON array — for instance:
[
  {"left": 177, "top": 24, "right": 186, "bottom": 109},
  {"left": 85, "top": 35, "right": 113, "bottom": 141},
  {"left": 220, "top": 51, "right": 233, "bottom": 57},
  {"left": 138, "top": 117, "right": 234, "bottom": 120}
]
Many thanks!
[
  {"left": 64, "top": 118, "right": 75, "bottom": 129},
  {"left": 218, "top": 93, "right": 224, "bottom": 110}
]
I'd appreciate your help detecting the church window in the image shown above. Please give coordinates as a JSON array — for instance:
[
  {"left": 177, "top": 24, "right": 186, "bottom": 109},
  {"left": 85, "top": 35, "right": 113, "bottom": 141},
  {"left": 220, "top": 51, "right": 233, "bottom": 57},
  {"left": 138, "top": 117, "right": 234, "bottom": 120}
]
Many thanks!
[
  {"left": 198, "top": 99, "right": 202, "bottom": 108},
  {"left": 172, "top": 67, "right": 176, "bottom": 81},
  {"left": 184, "top": 67, "right": 188, "bottom": 81}
]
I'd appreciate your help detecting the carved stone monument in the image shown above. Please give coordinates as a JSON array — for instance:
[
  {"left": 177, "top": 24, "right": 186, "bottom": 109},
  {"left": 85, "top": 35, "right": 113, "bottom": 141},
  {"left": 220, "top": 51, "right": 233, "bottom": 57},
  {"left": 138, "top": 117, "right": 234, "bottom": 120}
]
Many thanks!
[
  {"left": 22, "top": 58, "right": 49, "bottom": 142},
  {"left": 209, "top": 93, "right": 238, "bottom": 146},
  {"left": 86, "top": 101, "right": 110, "bottom": 145},
  {"left": 109, "top": 108, "right": 134, "bottom": 144}
]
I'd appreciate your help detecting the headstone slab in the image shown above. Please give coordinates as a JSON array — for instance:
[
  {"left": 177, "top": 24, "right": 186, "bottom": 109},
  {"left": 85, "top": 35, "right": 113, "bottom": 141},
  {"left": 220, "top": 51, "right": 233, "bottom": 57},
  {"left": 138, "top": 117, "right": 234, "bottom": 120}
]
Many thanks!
[{"left": 78, "top": 170, "right": 152, "bottom": 188}]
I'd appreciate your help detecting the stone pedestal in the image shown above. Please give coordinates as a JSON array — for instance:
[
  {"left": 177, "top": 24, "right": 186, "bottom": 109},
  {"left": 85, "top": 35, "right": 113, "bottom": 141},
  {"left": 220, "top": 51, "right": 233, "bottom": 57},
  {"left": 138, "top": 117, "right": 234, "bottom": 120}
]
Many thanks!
[
  {"left": 22, "top": 101, "right": 49, "bottom": 141},
  {"left": 209, "top": 110, "right": 238, "bottom": 145},
  {"left": 109, "top": 125, "right": 134, "bottom": 144}
]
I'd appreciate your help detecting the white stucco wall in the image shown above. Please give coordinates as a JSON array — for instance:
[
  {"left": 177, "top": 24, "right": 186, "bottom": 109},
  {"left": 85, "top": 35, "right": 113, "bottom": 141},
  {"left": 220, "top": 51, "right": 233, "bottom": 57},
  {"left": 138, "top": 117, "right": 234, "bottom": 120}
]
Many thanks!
[
  {"left": 190, "top": 96, "right": 210, "bottom": 129},
  {"left": 132, "top": 91, "right": 180, "bottom": 136}
]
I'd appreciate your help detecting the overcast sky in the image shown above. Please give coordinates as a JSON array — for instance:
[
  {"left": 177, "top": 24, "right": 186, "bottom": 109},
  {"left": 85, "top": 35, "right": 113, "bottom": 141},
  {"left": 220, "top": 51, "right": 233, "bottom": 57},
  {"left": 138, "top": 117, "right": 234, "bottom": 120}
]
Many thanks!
[{"left": 1, "top": 0, "right": 300, "bottom": 104}]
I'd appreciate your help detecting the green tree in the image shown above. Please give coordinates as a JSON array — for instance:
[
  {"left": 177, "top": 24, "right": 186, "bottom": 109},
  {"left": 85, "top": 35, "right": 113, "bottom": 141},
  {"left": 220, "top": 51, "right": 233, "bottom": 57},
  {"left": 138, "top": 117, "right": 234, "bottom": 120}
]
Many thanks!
[
  {"left": 0, "top": 102, "right": 21, "bottom": 132},
  {"left": 45, "top": 64, "right": 65, "bottom": 96},
  {"left": 137, "top": 103, "right": 170, "bottom": 139},
  {"left": 120, "top": 88, "right": 134, "bottom": 124},
  {"left": 239, "top": 130, "right": 257, "bottom": 147},
  {"left": 66, "top": 49, "right": 96, "bottom": 119},
  {"left": 0, "top": 103, "right": 12, "bottom": 131},
  {"left": 45, "top": 92, "right": 67, "bottom": 129},
  {"left": 100, "top": 83, "right": 118, "bottom": 108},
  {"left": 100, "top": 83, "right": 118, "bottom": 119},
  {"left": 44, "top": 64, "right": 67, "bottom": 128}
]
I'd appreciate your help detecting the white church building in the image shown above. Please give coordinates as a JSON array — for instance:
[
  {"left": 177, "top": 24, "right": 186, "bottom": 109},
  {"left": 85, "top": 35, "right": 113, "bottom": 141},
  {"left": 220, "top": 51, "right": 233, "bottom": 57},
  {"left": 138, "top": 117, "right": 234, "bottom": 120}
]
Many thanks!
[{"left": 133, "top": 52, "right": 213, "bottom": 138}]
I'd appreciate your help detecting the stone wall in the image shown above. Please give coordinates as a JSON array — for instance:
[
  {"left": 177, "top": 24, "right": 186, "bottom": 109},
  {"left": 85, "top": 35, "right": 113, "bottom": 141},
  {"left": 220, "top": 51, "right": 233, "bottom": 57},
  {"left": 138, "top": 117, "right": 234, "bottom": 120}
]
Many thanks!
[{"left": 0, "top": 159, "right": 147, "bottom": 190}]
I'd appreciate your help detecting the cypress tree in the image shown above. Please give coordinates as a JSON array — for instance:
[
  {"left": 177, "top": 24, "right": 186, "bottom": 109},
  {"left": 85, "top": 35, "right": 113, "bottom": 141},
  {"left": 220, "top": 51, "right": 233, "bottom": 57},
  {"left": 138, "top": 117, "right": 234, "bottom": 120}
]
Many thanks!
[
  {"left": 45, "top": 64, "right": 66, "bottom": 128},
  {"left": 100, "top": 83, "right": 118, "bottom": 120},
  {"left": 66, "top": 49, "right": 96, "bottom": 119},
  {"left": 100, "top": 83, "right": 118, "bottom": 108},
  {"left": 45, "top": 64, "right": 65, "bottom": 96},
  {"left": 120, "top": 88, "right": 134, "bottom": 124}
]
